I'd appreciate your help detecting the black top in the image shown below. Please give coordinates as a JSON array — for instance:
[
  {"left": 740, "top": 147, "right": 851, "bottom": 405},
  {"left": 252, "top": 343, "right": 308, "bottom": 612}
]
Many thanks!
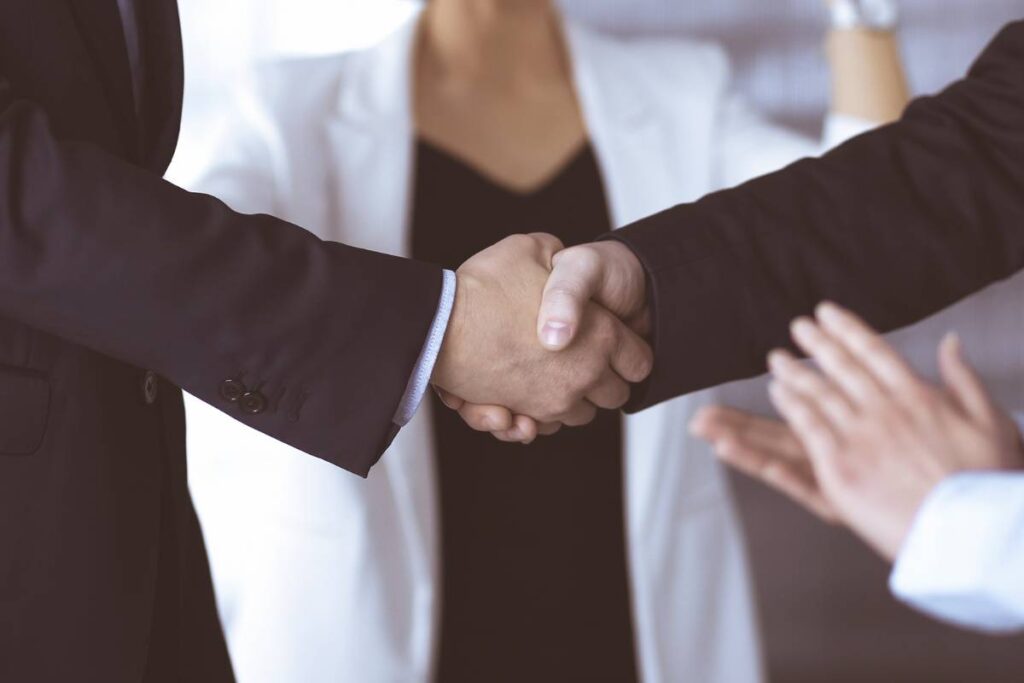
[{"left": 412, "top": 140, "right": 638, "bottom": 683}]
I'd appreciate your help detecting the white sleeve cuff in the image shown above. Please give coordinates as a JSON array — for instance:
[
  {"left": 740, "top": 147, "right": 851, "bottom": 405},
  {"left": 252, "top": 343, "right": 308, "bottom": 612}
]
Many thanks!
[
  {"left": 393, "top": 269, "right": 457, "bottom": 427},
  {"left": 889, "top": 471, "right": 1024, "bottom": 634},
  {"left": 822, "top": 112, "right": 877, "bottom": 149}
]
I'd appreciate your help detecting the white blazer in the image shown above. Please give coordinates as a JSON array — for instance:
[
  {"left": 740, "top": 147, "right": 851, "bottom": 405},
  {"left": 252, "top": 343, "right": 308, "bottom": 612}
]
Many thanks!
[{"left": 184, "top": 13, "right": 875, "bottom": 683}]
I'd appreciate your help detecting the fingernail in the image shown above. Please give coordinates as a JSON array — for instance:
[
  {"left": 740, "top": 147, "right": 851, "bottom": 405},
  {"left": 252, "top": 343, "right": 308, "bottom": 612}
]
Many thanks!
[
  {"left": 817, "top": 301, "right": 840, "bottom": 320},
  {"left": 791, "top": 318, "right": 815, "bottom": 339},
  {"left": 541, "top": 321, "right": 571, "bottom": 348},
  {"left": 717, "top": 439, "right": 736, "bottom": 457}
]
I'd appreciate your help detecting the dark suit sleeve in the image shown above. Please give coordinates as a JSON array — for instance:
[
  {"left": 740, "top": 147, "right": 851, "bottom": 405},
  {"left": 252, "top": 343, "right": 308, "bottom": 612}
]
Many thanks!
[
  {"left": 0, "top": 83, "right": 442, "bottom": 477},
  {"left": 608, "top": 21, "right": 1024, "bottom": 411}
]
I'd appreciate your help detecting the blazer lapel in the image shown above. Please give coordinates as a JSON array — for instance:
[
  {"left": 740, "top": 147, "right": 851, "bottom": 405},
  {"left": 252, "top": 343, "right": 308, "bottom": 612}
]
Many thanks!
[
  {"left": 326, "top": 12, "right": 420, "bottom": 258},
  {"left": 66, "top": 0, "right": 141, "bottom": 160},
  {"left": 139, "top": 0, "right": 185, "bottom": 172},
  {"left": 567, "top": 21, "right": 714, "bottom": 228}
]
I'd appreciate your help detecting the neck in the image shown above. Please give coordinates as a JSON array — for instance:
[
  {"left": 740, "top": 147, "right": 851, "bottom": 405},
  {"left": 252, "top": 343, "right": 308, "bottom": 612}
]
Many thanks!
[{"left": 419, "top": 0, "right": 567, "bottom": 87}]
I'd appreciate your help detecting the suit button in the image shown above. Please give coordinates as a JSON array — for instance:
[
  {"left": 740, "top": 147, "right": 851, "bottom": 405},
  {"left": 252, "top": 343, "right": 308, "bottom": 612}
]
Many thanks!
[
  {"left": 239, "top": 391, "right": 267, "bottom": 415},
  {"left": 220, "top": 379, "right": 246, "bottom": 403},
  {"left": 142, "top": 371, "right": 159, "bottom": 405}
]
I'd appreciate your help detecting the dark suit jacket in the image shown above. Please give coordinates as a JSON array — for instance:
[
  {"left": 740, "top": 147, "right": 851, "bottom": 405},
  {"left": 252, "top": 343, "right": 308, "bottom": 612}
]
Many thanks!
[
  {"left": 611, "top": 21, "right": 1024, "bottom": 410},
  {"left": 0, "top": 1, "right": 442, "bottom": 680}
]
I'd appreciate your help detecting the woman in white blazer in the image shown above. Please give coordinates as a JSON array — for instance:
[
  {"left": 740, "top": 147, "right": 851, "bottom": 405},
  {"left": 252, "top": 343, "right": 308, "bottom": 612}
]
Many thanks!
[{"left": 185, "top": 1, "right": 907, "bottom": 681}]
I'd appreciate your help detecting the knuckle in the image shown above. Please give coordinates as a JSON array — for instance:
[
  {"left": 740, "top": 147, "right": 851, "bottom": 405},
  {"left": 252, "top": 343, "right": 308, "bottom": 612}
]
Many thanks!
[
  {"left": 856, "top": 334, "right": 885, "bottom": 354},
  {"left": 533, "top": 235, "right": 564, "bottom": 260},
  {"left": 574, "top": 356, "right": 605, "bottom": 388},
  {"left": 822, "top": 395, "right": 849, "bottom": 417},
  {"left": 547, "top": 282, "right": 583, "bottom": 302},
  {"left": 601, "top": 384, "right": 629, "bottom": 410},
  {"left": 827, "top": 354, "right": 856, "bottom": 376},
  {"left": 552, "top": 395, "right": 577, "bottom": 417},
  {"left": 625, "top": 344, "right": 653, "bottom": 380},
  {"left": 571, "top": 245, "right": 602, "bottom": 273},
  {"left": 592, "top": 312, "right": 618, "bottom": 342},
  {"left": 904, "top": 382, "right": 936, "bottom": 407},
  {"left": 831, "top": 458, "right": 861, "bottom": 487},
  {"left": 501, "top": 234, "right": 531, "bottom": 254}
]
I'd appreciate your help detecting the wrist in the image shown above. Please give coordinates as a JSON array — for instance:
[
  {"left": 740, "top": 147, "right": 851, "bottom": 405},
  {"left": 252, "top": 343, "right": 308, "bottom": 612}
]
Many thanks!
[{"left": 432, "top": 270, "right": 472, "bottom": 394}]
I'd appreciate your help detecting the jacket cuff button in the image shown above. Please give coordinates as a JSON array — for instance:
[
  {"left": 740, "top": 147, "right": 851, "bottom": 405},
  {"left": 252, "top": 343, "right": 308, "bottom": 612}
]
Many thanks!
[
  {"left": 220, "top": 379, "right": 246, "bottom": 403},
  {"left": 239, "top": 390, "right": 267, "bottom": 415}
]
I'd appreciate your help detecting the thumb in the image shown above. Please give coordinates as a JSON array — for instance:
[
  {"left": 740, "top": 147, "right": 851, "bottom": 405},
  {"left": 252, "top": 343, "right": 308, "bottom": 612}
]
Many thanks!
[
  {"left": 537, "top": 247, "right": 602, "bottom": 351},
  {"left": 938, "top": 332, "right": 993, "bottom": 421}
]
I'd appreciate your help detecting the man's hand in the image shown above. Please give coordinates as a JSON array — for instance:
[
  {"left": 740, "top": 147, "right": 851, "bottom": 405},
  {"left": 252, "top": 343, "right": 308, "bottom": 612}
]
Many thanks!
[
  {"left": 432, "top": 234, "right": 653, "bottom": 429},
  {"left": 438, "top": 238, "right": 651, "bottom": 442},
  {"left": 537, "top": 240, "right": 649, "bottom": 350},
  {"left": 692, "top": 302, "right": 1024, "bottom": 561}
]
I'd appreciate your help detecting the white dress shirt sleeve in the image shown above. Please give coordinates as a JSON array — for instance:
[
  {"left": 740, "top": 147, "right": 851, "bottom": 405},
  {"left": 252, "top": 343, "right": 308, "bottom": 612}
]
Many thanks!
[
  {"left": 715, "top": 92, "right": 877, "bottom": 189},
  {"left": 889, "top": 466, "right": 1024, "bottom": 634},
  {"left": 393, "top": 269, "right": 457, "bottom": 426}
]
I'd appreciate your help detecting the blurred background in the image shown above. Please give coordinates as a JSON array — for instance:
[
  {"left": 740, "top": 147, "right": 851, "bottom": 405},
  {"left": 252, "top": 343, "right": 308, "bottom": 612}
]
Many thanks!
[
  {"left": 169, "top": 0, "right": 1021, "bottom": 181},
  {"left": 174, "top": 2, "right": 1024, "bottom": 681}
]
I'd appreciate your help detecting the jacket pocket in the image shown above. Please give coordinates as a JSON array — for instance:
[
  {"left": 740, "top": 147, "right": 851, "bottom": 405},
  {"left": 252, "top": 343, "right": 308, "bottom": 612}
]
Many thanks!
[{"left": 0, "top": 364, "right": 50, "bottom": 455}]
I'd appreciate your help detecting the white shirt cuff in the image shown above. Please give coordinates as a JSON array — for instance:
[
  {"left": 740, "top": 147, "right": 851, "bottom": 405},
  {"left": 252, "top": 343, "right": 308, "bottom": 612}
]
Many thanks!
[
  {"left": 393, "top": 269, "right": 457, "bottom": 427},
  {"left": 889, "top": 470, "right": 1024, "bottom": 634},
  {"left": 822, "top": 112, "right": 877, "bottom": 149}
]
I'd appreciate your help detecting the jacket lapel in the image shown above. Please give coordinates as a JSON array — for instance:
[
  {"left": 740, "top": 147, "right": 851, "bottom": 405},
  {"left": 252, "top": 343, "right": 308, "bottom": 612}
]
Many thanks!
[
  {"left": 567, "top": 21, "right": 714, "bottom": 228},
  {"left": 66, "top": 0, "right": 141, "bottom": 160},
  {"left": 139, "top": 0, "right": 185, "bottom": 172},
  {"left": 326, "top": 12, "right": 420, "bottom": 258}
]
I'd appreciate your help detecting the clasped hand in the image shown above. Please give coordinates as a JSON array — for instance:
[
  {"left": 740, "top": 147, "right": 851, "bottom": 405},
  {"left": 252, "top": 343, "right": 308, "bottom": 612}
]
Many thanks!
[{"left": 431, "top": 233, "right": 650, "bottom": 442}]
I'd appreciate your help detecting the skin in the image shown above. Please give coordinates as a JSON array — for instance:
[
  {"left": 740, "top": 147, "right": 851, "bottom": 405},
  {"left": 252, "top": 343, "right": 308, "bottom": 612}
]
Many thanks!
[
  {"left": 690, "top": 303, "right": 1024, "bottom": 561},
  {"left": 415, "top": 0, "right": 587, "bottom": 193},
  {"left": 432, "top": 234, "right": 652, "bottom": 429},
  {"left": 451, "top": 1, "right": 912, "bottom": 440},
  {"left": 420, "top": 0, "right": 616, "bottom": 440}
]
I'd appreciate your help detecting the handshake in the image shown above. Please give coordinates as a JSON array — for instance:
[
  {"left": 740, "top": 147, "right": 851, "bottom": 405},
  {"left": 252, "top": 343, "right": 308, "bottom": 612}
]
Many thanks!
[{"left": 430, "top": 233, "right": 651, "bottom": 442}]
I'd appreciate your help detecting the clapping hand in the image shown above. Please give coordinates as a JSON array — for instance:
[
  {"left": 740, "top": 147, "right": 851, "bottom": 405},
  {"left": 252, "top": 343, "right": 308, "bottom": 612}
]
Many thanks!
[{"left": 691, "top": 302, "right": 1024, "bottom": 560}]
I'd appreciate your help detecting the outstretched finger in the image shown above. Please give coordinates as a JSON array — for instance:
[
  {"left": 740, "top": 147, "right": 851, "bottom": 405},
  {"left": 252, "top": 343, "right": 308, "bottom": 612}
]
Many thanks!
[
  {"left": 690, "top": 405, "right": 806, "bottom": 462},
  {"left": 815, "top": 302, "right": 920, "bottom": 396},
  {"left": 789, "top": 314, "right": 884, "bottom": 408},
  {"left": 769, "top": 348, "right": 855, "bottom": 426},
  {"left": 938, "top": 332, "right": 996, "bottom": 421},
  {"left": 769, "top": 380, "right": 841, "bottom": 463},
  {"left": 716, "top": 436, "right": 839, "bottom": 523}
]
